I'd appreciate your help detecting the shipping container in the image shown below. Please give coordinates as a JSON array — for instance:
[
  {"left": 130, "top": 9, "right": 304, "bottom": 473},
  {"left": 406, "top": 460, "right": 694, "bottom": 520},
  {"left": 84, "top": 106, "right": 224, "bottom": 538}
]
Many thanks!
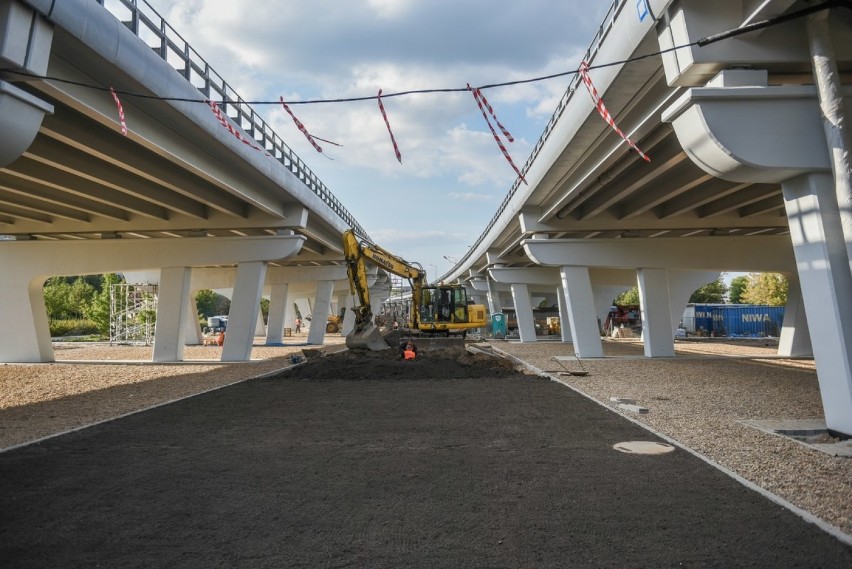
[
  {"left": 681, "top": 304, "right": 784, "bottom": 337},
  {"left": 681, "top": 304, "right": 723, "bottom": 334}
]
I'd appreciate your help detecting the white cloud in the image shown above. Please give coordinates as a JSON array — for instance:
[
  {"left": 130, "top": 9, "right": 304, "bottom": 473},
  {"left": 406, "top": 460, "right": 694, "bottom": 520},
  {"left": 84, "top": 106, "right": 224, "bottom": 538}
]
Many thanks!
[{"left": 138, "top": 0, "right": 611, "bottom": 272}]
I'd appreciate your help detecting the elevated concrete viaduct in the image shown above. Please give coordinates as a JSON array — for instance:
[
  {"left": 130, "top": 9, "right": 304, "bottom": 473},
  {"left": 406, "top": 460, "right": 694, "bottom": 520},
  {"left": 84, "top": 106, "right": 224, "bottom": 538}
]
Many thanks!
[
  {"left": 0, "top": 0, "right": 373, "bottom": 363},
  {"left": 441, "top": 0, "right": 852, "bottom": 435}
]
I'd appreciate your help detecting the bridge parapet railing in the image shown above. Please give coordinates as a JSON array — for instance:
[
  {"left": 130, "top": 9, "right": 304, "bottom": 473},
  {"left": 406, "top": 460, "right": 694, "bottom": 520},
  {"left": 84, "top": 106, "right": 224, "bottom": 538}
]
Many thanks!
[{"left": 96, "top": 0, "right": 367, "bottom": 237}]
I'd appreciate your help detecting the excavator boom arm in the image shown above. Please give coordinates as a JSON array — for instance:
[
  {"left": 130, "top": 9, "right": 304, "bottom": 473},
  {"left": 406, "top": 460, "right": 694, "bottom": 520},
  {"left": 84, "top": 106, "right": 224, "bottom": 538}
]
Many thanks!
[{"left": 343, "top": 229, "right": 425, "bottom": 333}]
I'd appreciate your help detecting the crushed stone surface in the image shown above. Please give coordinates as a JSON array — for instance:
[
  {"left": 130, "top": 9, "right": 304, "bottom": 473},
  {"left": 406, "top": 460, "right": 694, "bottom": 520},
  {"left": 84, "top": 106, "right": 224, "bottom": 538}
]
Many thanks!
[{"left": 1, "top": 335, "right": 849, "bottom": 539}]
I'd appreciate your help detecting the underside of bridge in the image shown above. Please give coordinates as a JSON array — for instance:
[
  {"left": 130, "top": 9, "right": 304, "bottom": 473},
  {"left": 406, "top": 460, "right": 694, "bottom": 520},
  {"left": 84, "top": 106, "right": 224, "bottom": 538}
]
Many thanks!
[
  {"left": 461, "top": 5, "right": 851, "bottom": 275},
  {"left": 0, "top": 0, "right": 355, "bottom": 269},
  {"left": 0, "top": 0, "right": 374, "bottom": 365}
]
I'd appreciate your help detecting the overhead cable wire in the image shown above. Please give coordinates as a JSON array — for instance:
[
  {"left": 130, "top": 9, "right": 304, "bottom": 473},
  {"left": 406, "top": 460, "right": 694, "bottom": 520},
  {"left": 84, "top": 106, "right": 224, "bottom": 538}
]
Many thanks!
[{"left": 1, "top": 0, "right": 844, "bottom": 105}]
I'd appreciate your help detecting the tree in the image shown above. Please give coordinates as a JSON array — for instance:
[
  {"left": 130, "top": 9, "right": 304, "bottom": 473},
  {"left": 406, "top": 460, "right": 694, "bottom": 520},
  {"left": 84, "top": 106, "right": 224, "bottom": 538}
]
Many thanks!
[
  {"left": 43, "top": 277, "right": 73, "bottom": 320},
  {"left": 195, "top": 289, "right": 230, "bottom": 319},
  {"left": 260, "top": 297, "right": 269, "bottom": 324},
  {"left": 728, "top": 275, "right": 749, "bottom": 304},
  {"left": 613, "top": 287, "right": 639, "bottom": 306},
  {"left": 688, "top": 278, "right": 727, "bottom": 303},
  {"left": 742, "top": 273, "right": 788, "bottom": 306},
  {"left": 86, "top": 273, "right": 123, "bottom": 335},
  {"left": 67, "top": 278, "right": 96, "bottom": 319}
]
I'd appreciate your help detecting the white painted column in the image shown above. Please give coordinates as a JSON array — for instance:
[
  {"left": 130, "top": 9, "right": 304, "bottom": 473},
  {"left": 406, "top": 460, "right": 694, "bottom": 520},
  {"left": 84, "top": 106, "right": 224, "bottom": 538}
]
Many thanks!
[
  {"left": 556, "top": 285, "right": 572, "bottom": 342},
  {"left": 807, "top": 11, "right": 852, "bottom": 273},
  {"left": 560, "top": 266, "right": 603, "bottom": 358},
  {"left": 486, "top": 278, "right": 503, "bottom": 315},
  {"left": 254, "top": 306, "right": 266, "bottom": 337},
  {"left": 153, "top": 266, "right": 191, "bottom": 362},
  {"left": 778, "top": 275, "right": 812, "bottom": 357},
  {"left": 183, "top": 293, "right": 202, "bottom": 345},
  {"left": 637, "top": 268, "right": 675, "bottom": 358},
  {"left": 510, "top": 283, "right": 537, "bottom": 342},
  {"left": 370, "top": 284, "right": 391, "bottom": 323},
  {"left": 0, "top": 277, "right": 53, "bottom": 362},
  {"left": 295, "top": 297, "right": 312, "bottom": 331},
  {"left": 783, "top": 173, "right": 852, "bottom": 435},
  {"left": 666, "top": 271, "right": 720, "bottom": 337},
  {"left": 265, "top": 283, "right": 288, "bottom": 345},
  {"left": 307, "top": 280, "right": 334, "bottom": 345},
  {"left": 222, "top": 261, "right": 267, "bottom": 362},
  {"left": 593, "top": 285, "right": 628, "bottom": 335}
]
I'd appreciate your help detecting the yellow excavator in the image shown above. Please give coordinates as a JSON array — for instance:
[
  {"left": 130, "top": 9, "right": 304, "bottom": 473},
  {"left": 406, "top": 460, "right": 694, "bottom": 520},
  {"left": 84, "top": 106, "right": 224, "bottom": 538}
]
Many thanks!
[{"left": 342, "top": 229, "right": 487, "bottom": 350}]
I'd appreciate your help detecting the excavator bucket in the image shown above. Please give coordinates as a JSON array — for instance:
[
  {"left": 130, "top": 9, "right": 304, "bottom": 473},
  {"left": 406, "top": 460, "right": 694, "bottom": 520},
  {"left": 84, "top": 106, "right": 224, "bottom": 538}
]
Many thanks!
[{"left": 345, "top": 321, "right": 389, "bottom": 351}]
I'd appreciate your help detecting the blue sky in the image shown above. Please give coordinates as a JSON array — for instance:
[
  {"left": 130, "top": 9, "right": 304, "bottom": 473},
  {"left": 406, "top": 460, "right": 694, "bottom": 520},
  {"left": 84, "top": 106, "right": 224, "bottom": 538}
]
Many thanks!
[{"left": 147, "top": 0, "right": 613, "bottom": 282}]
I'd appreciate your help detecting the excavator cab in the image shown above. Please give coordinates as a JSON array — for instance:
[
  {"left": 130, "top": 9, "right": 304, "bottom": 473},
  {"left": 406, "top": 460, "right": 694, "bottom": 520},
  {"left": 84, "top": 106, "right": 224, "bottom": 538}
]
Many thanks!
[{"left": 420, "top": 285, "right": 470, "bottom": 325}]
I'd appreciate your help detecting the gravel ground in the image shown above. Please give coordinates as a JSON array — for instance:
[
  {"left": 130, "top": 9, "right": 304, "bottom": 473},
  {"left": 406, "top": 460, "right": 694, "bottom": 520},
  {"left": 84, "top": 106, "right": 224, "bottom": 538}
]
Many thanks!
[
  {"left": 0, "top": 333, "right": 346, "bottom": 450},
  {"left": 1, "top": 333, "right": 850, "bottom": 540},
  {"left": 494, "top": 338, "right": 852, "bottom": 538}
]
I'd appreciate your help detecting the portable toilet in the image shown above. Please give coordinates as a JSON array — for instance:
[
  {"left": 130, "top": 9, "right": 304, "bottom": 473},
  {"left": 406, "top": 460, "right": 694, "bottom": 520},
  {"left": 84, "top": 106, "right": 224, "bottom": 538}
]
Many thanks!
[{"left": 491, "top": 313, "right": 507, "bottom": 339}]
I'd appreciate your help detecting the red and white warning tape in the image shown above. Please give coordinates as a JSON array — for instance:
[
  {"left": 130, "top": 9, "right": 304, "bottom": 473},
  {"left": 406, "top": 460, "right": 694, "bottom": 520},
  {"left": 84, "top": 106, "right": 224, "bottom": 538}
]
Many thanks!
[
  {"left": 578, "top": 61, "right": 650, "bottom": 162},
  {"left": 377, "top": 89, "right": 402, "bottom": 164},
  {"left": 473, "top": 87, "right": 513, "bottom": 143},
  {"left": 280, "top": 96, "right": 323, "bottom": 153},
  {"left": 206, "top": 100, "right": 262, "bottom": 151},
  {"left": 468, "top": 84, "right": 527, "bottom": 185},
  {"left": 110, "top": 87, "right": 127, "bottom": 136}
]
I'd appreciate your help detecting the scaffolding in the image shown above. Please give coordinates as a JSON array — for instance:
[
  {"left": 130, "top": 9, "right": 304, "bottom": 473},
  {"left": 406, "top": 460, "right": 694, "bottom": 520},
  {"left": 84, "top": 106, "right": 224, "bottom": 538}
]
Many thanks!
[{"left": 110, "top": 283, "right": 158, "bottom": 345}]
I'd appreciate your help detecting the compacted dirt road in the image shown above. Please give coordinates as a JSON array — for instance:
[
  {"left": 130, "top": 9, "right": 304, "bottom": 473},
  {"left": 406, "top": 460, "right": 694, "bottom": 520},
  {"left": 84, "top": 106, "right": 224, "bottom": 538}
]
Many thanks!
[{"left": 2, "top": 346, "right": 851, "bottom": 568}]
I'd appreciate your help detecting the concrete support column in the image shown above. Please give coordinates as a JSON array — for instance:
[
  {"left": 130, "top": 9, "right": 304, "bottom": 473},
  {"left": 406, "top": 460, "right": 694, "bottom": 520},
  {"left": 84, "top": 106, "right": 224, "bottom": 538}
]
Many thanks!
[
  {"left": 666, "top": 271, "right": 721, "bottom": 336},
  {"left": 265, "top": 283, "right": 288, "bottom": 345},
  {"left": 637, "top": 268, "right": 675, "bottom": 358},
  {"left": 469, "top": 290, "right": 488, "bottom": 312},
  {"left": 295, "top": 297, "right": 312, "bottom": 331},
  {"left": 0, "top": 277, "right": 53, "bottom": 362},
  {"left": 593, "top": 285, "right": 628, "bottom": 335},
  {"left": 254, "top": 307, "right": 266, "bottom": 337},
  {"left": 153, "top": 267, "right": 191, "bottom": 362},
  {"left": 486, "top": 278, "right": 503, "bottom": 315},
  {"left": 778, "top": 275, "right": 812, "bottom": 357},
  {"left": 370, "top": 284, "right": 391, "bottom": 323},
  {"left": 510, "top": 283, "right": 537, "bottom": 342},
  {"left": 307, "top": 280, "right": 334, "bottom": 345},
  {"left": 556, "top": 285, "right": 572, "bottom": 342},
  {"left": 807, "top": 11, "right": 852, "bottom": 272},
  {"left": 783, "top": 172, "right": 852, "bottom": 435},
  {"left": 559, "top": 266, "right": 603, "bottom": 358},
  {"left": 342, "top": 293, "right": 356, "bottom": 336},
  {"left": 183, "top": 293, "right": 202, "bottom": 345},
  {"left": 222, "top": 261, "right": 267, "bottom": 362}
]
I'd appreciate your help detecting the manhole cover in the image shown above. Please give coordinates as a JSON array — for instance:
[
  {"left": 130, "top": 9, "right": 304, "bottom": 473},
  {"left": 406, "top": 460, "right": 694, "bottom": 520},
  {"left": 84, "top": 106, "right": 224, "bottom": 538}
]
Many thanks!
[{"left": 613, "top": 441, "right": 675, "bottom": 455}]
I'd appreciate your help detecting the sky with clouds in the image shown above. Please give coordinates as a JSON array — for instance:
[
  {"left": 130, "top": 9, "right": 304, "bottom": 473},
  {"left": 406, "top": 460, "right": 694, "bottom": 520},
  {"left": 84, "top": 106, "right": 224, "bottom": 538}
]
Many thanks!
[{"left": 144, "top": 0, "right": 614, "bottom": 282}]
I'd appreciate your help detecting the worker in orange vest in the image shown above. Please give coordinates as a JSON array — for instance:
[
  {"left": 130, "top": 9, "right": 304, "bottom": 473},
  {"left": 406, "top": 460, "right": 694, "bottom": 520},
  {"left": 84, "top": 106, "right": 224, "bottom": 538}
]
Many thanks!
[{"left": 402, "top": 340, "right": 417, "bottom": 360}]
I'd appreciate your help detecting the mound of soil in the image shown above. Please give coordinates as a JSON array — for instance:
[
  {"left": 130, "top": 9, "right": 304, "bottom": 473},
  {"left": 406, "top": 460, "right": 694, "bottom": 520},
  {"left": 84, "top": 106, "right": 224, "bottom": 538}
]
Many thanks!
[{"left": 279, "top": 346, "right": 522, "bottom": 381}]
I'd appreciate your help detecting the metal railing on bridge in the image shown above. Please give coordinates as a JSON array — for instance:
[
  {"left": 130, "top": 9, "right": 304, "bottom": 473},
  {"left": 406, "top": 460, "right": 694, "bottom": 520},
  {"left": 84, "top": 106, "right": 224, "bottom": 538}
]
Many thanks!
[{"left": 96, "top": 0, "right": 368, "bottom": 238}]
